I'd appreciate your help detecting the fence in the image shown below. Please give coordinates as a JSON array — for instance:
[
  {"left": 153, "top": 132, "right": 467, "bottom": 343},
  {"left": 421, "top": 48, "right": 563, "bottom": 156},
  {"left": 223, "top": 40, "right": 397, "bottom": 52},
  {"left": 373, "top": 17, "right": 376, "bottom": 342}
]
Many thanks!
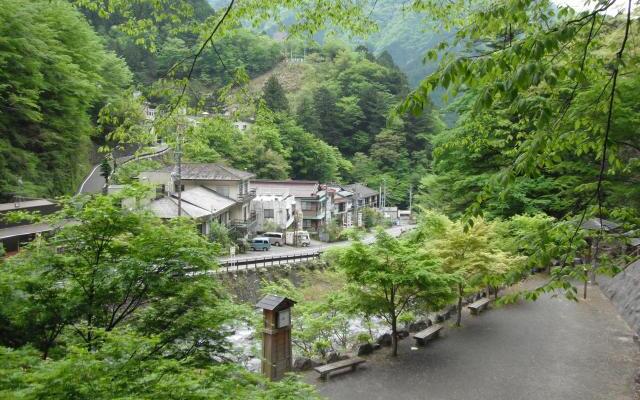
[{"left": 219, "top": 249, "right": 324, "bottom": 272}]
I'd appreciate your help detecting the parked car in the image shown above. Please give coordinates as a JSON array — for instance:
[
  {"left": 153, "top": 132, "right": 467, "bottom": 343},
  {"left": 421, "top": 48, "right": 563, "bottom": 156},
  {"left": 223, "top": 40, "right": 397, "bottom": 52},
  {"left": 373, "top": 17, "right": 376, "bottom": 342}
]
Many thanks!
[
  {"left": 250, "top": 237, "right": 271, "bottom": 251},
  {"left": 263, "top": 232, "right": 284, "bottom": 246}
]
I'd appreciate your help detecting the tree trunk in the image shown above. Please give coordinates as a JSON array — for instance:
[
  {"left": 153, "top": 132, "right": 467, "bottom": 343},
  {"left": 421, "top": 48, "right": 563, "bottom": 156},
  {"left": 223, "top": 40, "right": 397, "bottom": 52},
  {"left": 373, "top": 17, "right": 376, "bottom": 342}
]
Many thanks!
[
  {"left": 390, "top": 286, "right": 398, "bottom": 357},
  {"left": 391, "top": 315, "right": 398, "bottom": 357},
  {"left": 590, "top": 237, "right": 600, "bottom": 286},
  {"left": 583, "top": 269, "right": 588, "bottom": 300},
  {"left": 456, "top": 283, "right": 463, "bottom": 327},
  {"left": 494, "top": 285, "right": 499, "bottom": 300}
]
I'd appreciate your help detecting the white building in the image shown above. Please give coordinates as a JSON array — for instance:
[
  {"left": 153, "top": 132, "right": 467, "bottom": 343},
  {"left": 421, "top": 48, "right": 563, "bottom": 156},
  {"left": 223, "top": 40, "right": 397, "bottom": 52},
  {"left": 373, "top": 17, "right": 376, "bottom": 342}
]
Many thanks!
[{"left": 252, "top": 193, "right": 296, "bottom": 232}]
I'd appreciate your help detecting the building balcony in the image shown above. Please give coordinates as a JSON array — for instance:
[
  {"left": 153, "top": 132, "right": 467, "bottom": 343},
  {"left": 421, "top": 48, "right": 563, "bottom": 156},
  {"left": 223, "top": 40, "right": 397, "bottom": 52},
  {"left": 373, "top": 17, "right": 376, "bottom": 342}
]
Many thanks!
[
  {"left": 237, "top": 188, "right": 256, "bottom": 203},
  {"left": 229, "top": 212, "right": 257, "bottom": 231}
]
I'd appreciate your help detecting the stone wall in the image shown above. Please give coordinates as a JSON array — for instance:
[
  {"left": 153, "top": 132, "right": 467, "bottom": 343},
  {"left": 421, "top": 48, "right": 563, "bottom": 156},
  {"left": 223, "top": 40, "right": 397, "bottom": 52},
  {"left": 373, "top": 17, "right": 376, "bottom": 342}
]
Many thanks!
[{"left": 598, "top": 259, "right": 640, "bottom": 336}]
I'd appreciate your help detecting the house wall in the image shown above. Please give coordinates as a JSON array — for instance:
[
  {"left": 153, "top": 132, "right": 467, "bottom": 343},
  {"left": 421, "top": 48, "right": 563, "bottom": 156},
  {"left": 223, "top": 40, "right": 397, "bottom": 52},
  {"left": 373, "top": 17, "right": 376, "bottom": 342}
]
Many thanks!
[
  {"left": 183, "top": 180, "right": 240, "bottom": 200},
  {"left": 139, "top": 171, "right": 172, "bottom": 189},
  {"left": 252, "top": 196, "right": 295, "bottom": 231}
]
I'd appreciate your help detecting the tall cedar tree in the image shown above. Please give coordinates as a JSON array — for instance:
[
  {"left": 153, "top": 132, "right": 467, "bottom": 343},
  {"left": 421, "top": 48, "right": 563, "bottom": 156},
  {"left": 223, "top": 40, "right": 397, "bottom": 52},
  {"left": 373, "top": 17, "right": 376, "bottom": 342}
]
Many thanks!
[{"left": 262, "top": 76, "right": 289, "bottom": 113}]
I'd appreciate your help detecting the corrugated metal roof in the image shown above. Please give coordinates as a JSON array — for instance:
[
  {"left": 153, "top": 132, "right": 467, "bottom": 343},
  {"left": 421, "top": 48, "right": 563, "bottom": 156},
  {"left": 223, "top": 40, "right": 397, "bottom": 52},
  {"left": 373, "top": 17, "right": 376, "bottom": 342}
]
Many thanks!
[
  {"left": 0, "top": 199, "right": 55, "bottom": 212},
  {"left": 178, "top": 187, "right": 236, "bottom": 214},
  {"left": 251, "top": 180, "right": 320, "bottom": 198},
  {"left": 581, "top": 218, "right": 621, "bottom": 231},
  {"left": 0, "top": 223, "right": 54, "bottom": 240},
  {"left": 146, "top": 197, "right": 211, "bottom": 219},
  {"left": 159, "top": 163, "right": 254, "bottom": 181}
]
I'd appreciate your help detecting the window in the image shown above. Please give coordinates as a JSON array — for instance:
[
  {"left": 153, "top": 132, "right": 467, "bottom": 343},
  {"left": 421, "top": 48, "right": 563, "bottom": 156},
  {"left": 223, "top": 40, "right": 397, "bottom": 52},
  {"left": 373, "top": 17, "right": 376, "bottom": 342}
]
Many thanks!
[
  {"left": 264, "top": 209, "right": 274, "bottom": 219},
  {"left": 217, "top": 186, "right": 230, "bottom": 197},
  {"left": 301, "top": 201, "right": 314, "bottom": 211},
  {"left": 303, "top": 219, "right": 312, "bottom": 228}
]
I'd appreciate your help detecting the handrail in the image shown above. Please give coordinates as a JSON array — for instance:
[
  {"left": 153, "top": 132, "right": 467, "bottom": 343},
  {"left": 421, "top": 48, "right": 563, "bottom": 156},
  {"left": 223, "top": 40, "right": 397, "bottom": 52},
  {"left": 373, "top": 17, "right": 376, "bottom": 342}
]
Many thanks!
[{"left": 220, "top": 248, "right": 324, "bottom": 272}]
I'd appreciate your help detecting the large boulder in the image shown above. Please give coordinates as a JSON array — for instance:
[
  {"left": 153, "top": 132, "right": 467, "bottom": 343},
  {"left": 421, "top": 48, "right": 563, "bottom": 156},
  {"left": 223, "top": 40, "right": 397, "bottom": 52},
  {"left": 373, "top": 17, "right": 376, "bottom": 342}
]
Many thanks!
[
  {"left": 326, "top": 352, "right": 348, "bottom": 363},
  {"left": 376, "top": 333, "right": 392, "bottom": 346},
  {"left": 409, "top": 320, "right": 428, "bottom": 332},
  {"left": 293, "top": 357, "right": 314, "bottom": 371},
  {"left": 356, "top": 343, "right": 374, "bottom": 356},
  {"left": 397, "top": 330, "right": 410, "bottom": 339}
]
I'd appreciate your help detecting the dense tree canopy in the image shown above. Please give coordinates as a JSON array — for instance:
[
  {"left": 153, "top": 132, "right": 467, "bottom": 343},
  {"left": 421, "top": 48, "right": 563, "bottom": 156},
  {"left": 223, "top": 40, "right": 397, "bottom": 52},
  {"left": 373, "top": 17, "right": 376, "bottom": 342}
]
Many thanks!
[
  {"left": 0, "top": 0, "right": 131, "bottom": 201},
  {"left": 0, "top": 193, "right": 318, "bottom": 398}
]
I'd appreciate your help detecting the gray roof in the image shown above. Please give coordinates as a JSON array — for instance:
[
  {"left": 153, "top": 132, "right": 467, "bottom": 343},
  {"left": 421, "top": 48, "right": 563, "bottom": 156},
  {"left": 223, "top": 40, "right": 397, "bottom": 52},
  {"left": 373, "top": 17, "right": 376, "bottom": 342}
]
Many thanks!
[
  {"left": 146, "top": 186, "right": 238, "bottom": 220},
  {"left": 0, "top": 223, "right": 54, "bottom": 240},
  {"left": 251, "top": 180, "right": 320, "bottom": 198},
  {"left": 344, "top": 183, "right": 378, "bottom": 198},
  {"left": 146, "top": 197, "right": 211, "bottom": 220},
  {"left": 255, "top": 294, "right": 296, "bottom": 311},
  {"left": 160, "top": 163, "right": 254, "bottom": 181},
  {"left": 580, "top": 218, "right": 621, "bottom": 232},
  {"left": 178, "top": 186, "right": 236, "bottom": 214},
  {"left": 0, "top": 199, "right": 55, "bottom": 212}
]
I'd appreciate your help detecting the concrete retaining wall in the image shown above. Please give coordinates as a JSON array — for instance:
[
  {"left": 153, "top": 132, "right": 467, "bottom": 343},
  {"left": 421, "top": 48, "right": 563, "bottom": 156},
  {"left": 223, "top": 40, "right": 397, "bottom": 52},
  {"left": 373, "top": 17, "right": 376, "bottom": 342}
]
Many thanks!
[{"left": 599, "top": 259, "right": 640, "bottom": 336}]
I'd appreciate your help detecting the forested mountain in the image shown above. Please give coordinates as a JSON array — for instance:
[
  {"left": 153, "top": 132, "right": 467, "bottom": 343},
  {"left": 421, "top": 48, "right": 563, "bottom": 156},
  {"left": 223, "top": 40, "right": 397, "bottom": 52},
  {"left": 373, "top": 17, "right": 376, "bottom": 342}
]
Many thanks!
[
  {"left": 0, "top": 0, "right": 131, "bottom": 201},
  {"left": 178, "top": 43, "right": 442, "bottom": 204},
  {"left": 364, "top": 0, "right": 448, "bottom": 88}
]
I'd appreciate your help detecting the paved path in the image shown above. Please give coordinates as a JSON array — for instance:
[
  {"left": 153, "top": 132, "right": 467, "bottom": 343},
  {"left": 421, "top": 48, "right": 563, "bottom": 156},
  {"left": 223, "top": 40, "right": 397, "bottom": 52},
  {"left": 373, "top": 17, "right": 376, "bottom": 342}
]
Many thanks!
[
  {"left": 77, "top": 144, "right": 169, "bottom": 194},
  {"left": 313, "top": 278, "right": 639, "bottom": 400}
]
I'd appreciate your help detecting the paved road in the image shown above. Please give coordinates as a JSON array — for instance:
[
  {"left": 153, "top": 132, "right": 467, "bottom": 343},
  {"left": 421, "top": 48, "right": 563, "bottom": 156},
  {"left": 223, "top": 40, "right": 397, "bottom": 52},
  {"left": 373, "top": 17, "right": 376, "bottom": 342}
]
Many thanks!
[
  {"left": 313, "top": 277, "right": 640, "bottom": 400},
  {"left": 218, "top": 224, "right": 414, "bottom": 264},
  {"left": 77, "top": 144, "right": 169, "bottom": 194}
]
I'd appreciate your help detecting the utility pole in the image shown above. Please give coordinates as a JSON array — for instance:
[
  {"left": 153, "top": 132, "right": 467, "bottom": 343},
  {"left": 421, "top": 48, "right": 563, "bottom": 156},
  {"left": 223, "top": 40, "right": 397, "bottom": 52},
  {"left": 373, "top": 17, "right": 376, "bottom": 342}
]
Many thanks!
[
  {"left": 409, "top": 184, "right": 413, "bottom": 215},
  {"left": 352, "top": 187, "right": 360, "bottom": 228},
  {"left": 176, "top": 123, "right": 183, "bottom": 217},
  {"left": 382, "top": 178, "right": 386, "bottom": 211}
]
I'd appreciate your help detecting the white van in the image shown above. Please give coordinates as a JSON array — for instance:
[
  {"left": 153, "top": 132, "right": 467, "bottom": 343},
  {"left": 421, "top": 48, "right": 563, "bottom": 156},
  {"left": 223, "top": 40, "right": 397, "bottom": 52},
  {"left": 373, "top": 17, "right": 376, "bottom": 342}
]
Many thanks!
[
  {"left": 263, "top": 232, "right": 284, "bottom": 246},
  {"left": 285, "top": 231, "right": 311, "bottom": 247},
  {"left": 295, "top": 231, "right": 311, "bottom": 247}
]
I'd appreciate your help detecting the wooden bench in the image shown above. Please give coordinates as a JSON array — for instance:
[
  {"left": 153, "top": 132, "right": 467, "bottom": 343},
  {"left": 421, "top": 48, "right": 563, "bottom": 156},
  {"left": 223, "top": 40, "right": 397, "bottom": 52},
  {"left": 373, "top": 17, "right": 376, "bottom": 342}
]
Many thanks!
[
  {"left": 468, "top": 298, "right": 491, "bottom": 315},
  {"left": 314, "top": 357, "right": 366, "bottom": 380},
  {"left": 412, "top": 324, "right": 442, "bottom": 346}
]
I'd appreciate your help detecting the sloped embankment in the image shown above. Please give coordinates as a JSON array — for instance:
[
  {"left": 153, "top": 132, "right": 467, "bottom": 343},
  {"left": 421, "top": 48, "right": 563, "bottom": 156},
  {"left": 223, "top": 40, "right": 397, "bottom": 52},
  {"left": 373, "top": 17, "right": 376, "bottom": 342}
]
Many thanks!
[{"left": 599, "top": 259, "right": 640, "bottom": 336}]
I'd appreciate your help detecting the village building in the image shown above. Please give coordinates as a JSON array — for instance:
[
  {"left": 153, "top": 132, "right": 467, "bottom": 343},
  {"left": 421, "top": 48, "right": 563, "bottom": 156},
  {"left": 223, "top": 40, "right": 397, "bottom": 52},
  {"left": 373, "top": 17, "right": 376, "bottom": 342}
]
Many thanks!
[
  {"left": 251, "top": 193, "right": 296, "bottom": 232},
  {"left": 325, "top": 184, "right": 354, "bottom": 227},
  {"left": 381, "top": 206, "right": 399, "bottom": 222},
  {"left": 343, "top": 183, "right": 379, "bottom": 208},
  {"left": 250, "top": 180, "right": 331, "bottom": 234},
  {"left": 138, "top": 163, "right": 257, "bottom": 237},
  {"left": 0, "top": 199, "right": 60, "bottom": 255}
]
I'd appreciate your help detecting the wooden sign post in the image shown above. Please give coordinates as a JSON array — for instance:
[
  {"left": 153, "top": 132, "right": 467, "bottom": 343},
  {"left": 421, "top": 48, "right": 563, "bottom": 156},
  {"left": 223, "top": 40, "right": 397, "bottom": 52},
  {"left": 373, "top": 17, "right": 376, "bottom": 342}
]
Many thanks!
[{"left": 256, "top": 295, "right": 296, "bottom": 381}]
